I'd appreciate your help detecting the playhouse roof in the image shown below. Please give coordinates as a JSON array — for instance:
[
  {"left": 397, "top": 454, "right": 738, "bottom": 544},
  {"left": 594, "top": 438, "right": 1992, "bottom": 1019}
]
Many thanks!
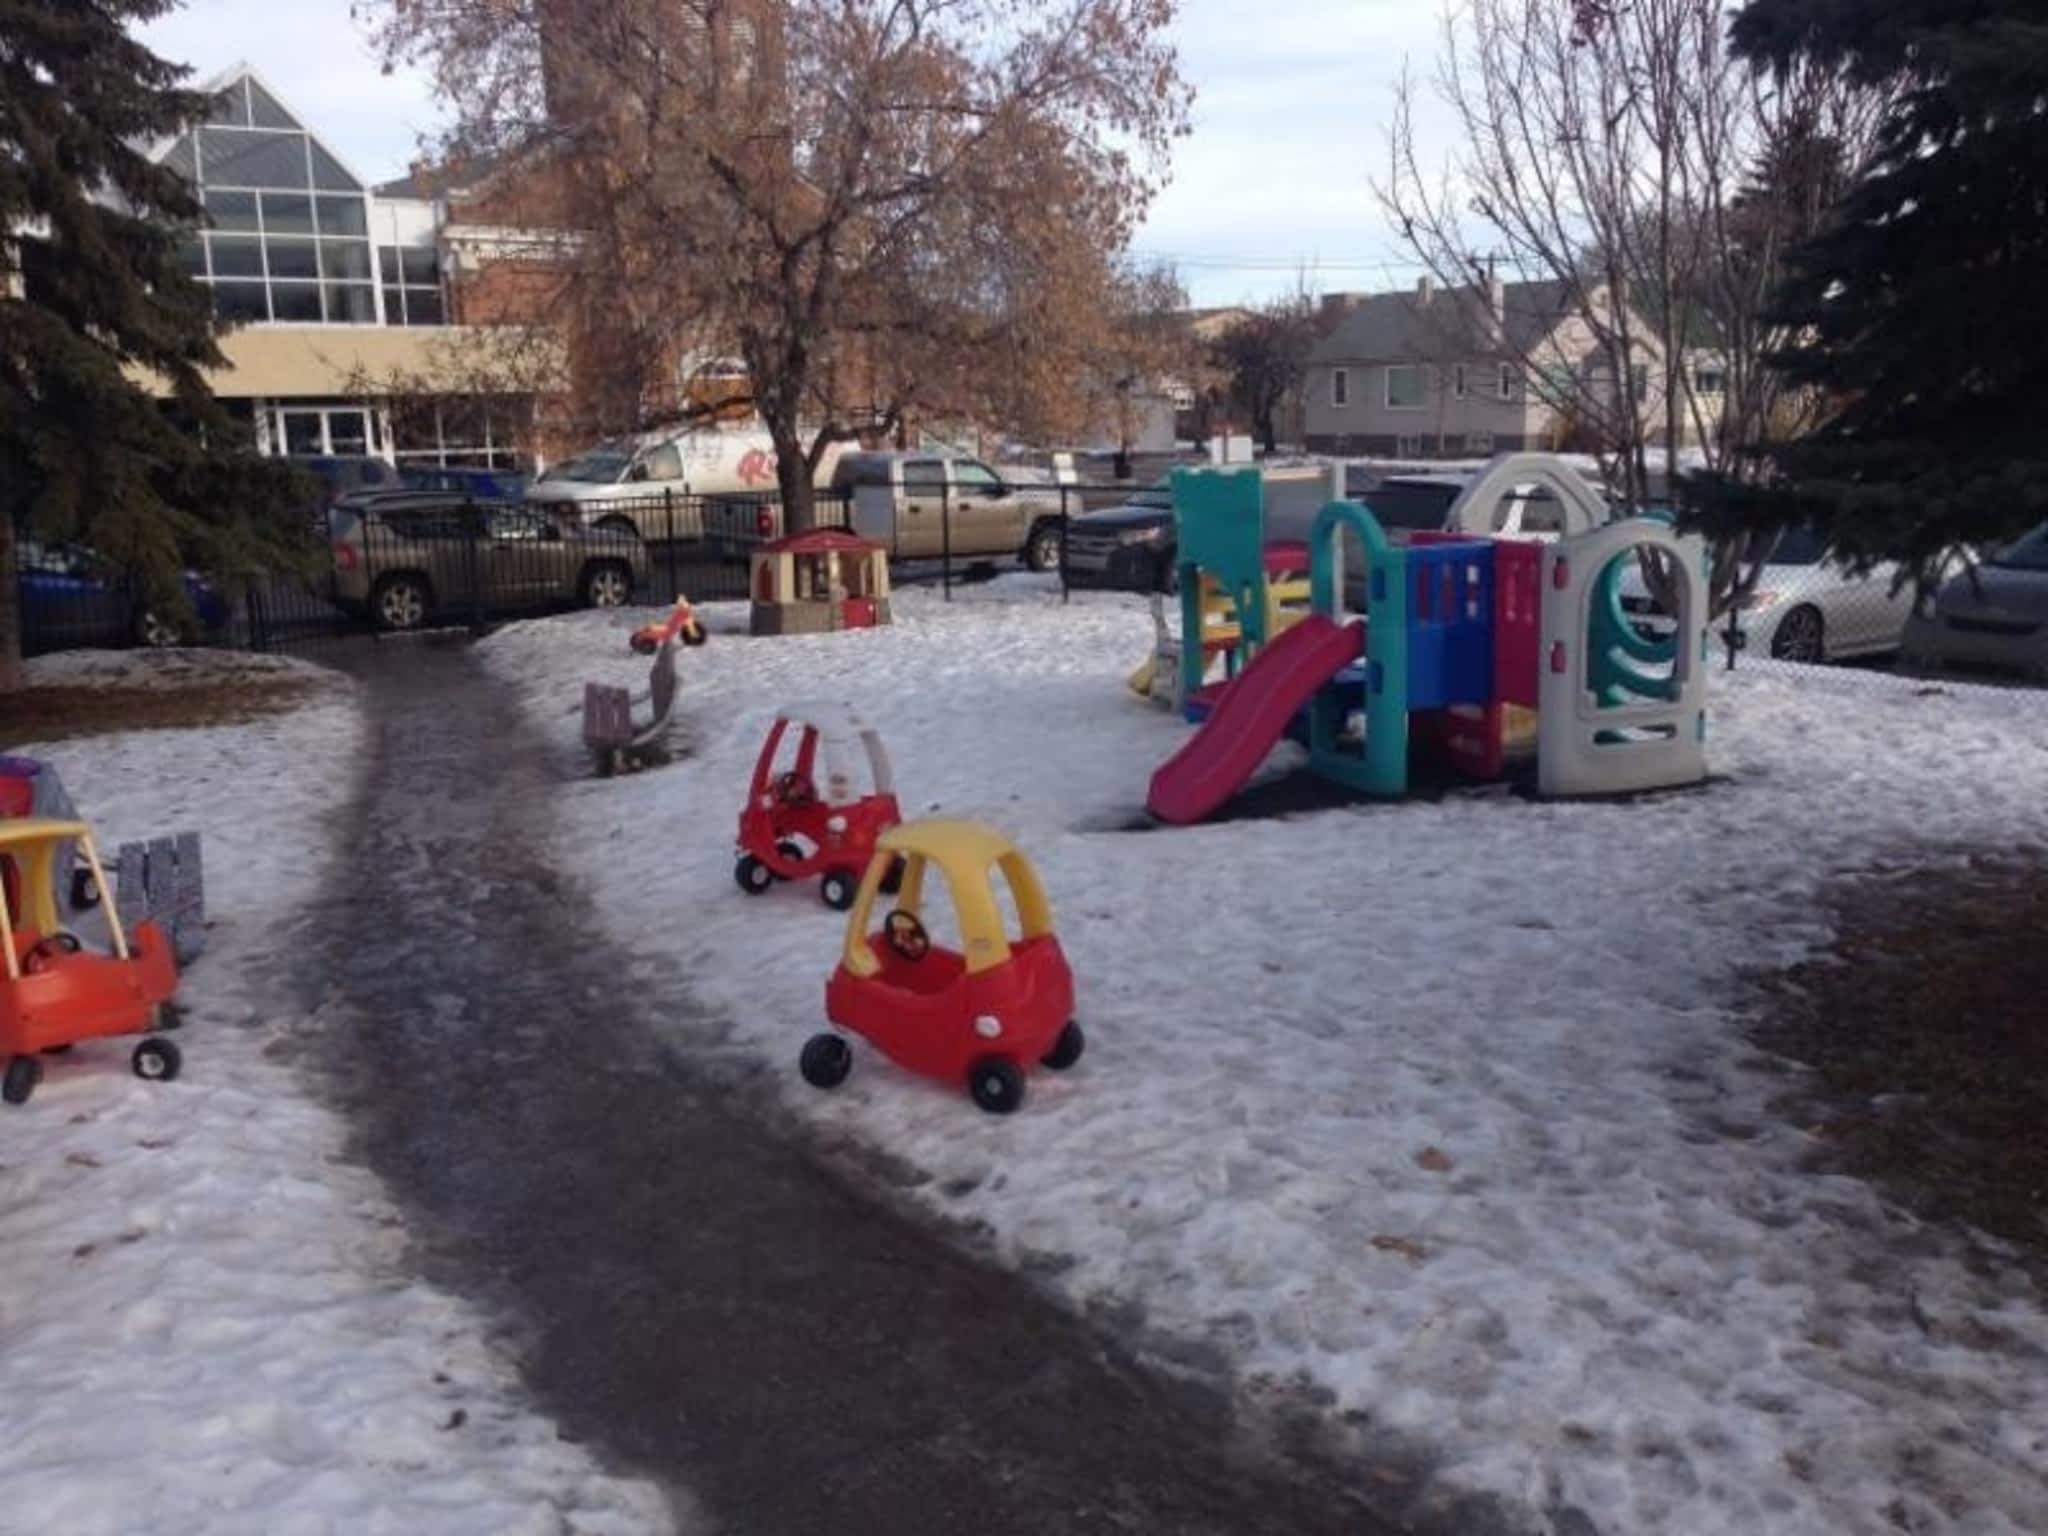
[{"left": 761, "top": 528, "right": 885, "bottom": 557}]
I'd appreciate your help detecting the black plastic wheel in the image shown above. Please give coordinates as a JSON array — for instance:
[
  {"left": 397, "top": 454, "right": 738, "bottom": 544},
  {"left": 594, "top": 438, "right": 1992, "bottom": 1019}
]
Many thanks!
[
  {"left": 799, "top": 1033, "right": 853, "bottom": 1089},
  {"left": 1041, "top": 1021, "right": 1085, "bottom": 1071},
  {"left": 3, "top": 1055, "right": 42, "bottom": 1106},
  {"left": 734, "top": 855, "right": 775, "bottom": 895},
  {"left": 819, "top": 869, "right": 858, "bottom": 910},
  {"left": 132, "top": 1037, "right": 182, "bottom": 1083},
  {"left": 68, "top": 867, "right": 101, "bottom": 911},
  {"left": 967, "top": 1056, "right": 1026, "bottom": 1114}
]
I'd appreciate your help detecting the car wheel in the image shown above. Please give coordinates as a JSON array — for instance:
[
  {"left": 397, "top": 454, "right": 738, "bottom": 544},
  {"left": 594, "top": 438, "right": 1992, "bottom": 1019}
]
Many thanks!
[
  {"left": 596, "top": 515, "right": 640, "bottom": 539},
  {"left": 818, "top": 868, "right": 859, "bottom": 911},
  {"left": 967, "top": 1056, "right": 1026, "bottom": 1115},
  {"left": 132, "top": 1037, "right": 182, "bottom": 1083},
  {"left": 372, "top": 574, "right": 432, "bottom": 632},
  {"left": 2, "top": 1055, "right": 42, "bottom": 1106},
  {"left": 800, "top": 1033, "right": 853, "bottom": 1090},
  {"left": 135, "top": 609, "right": 185, "bottom": 649},
  {"left": 1023, "top": 521, "right": 1063, "bottom": 573},
  {"left": 734, "top": 855, "right": 775, "bottom": 895},
  {"left": 581, "top": 561, "right": 634, "bottom": 609},
  {"left": 1040, "top": 1021, "right": 1085, "bottom": 1071},
  {"left": 1769, "top": 604, "right": 1826, "bottom": 663}
]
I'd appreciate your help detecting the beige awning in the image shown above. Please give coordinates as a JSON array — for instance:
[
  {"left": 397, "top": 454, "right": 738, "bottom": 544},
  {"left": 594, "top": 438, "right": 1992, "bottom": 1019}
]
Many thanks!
[{"left": 130, "top": 323, "right": 564, "bottom": 400}]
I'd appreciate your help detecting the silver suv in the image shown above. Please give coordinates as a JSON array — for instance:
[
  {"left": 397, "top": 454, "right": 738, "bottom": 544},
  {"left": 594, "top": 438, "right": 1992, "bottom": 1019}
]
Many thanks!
[{"left": 830, "top": 453, "right": 1071, "bottom": 570}]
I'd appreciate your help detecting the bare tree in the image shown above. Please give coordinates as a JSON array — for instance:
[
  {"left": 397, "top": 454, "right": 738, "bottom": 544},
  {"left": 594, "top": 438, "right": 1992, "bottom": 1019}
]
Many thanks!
[
  {"left": 372, "top": 0, "right": 1191, "bottom": 530},
  {"left": 1376, "top": 0, "right": 1883, "bottom": 610},
  {"left": 1213, "top": 280, "right": 1320, "bottom": 454}
]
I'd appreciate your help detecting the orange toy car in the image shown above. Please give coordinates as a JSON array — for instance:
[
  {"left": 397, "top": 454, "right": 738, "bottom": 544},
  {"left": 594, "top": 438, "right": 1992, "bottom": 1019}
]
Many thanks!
[
  {"left": 0, "top": 818, "right": 181, "bottom": 1106},
  {"left": 735, "top": 707, "right": 903, "bottom": 910},
  {"left": 802, "top": 819, "right": 1082, "bottom": 1114}
]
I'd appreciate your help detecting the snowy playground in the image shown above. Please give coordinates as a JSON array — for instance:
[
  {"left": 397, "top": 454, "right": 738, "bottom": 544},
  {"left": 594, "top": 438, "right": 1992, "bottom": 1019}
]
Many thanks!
[{"left": 485, "top": 574, "right": 2048, "bottom": 1536}]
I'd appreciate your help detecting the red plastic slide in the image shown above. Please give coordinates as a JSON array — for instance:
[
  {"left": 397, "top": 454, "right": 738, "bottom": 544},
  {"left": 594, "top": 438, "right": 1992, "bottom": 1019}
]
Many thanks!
[{"left": 1145, "top": 613, "right": 1364, "bottom": 825}]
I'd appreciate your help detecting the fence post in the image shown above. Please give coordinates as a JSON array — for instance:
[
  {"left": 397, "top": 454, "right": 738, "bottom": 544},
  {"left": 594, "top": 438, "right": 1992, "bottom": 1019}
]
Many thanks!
[
  {"left": 1723, "top": 596, "right": 1740, "bottom": 671},
  {"left": 663, "top": 488, "right": 680, "bottom": 602},
  {"left": 248, "top": 584, "right": 268, "bottom": 653},
  {"left": 1059, "top": 484, "right": 1071, "bottom": 604},
  {"left": 940, "top": 482, "right": 952, "bottom": 601}
]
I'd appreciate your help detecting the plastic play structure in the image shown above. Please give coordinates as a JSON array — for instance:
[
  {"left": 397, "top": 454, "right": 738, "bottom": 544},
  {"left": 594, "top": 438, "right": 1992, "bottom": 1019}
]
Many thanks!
[
  {"left": 1127, "top": 549, "right": 1312, "bottom": 713},
  {"left": 734, "top": 706, "right": 903, "bottom": 909},
  {"left": 1145, "top": 454, "right": 1708, "bottom": 824},
  {"left": 803, "top": 818, "right": 1082, "bottom": 1115},
  {"left": 750, "top": 528, "right": 893, "bottom": 637},
  {"left": 0, "top": 817, "right": 182, "bottom": 1106}
]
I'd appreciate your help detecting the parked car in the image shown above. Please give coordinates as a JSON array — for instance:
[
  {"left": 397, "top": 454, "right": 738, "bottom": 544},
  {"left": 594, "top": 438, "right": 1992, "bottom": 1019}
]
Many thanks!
[
  {"left": 1725, "top": 527, "right": 1929, "bottom": 663},
  {"left": 1902, "top": 521, "right": 2048, "bottom": 679},
  {"left": 832, "top": 452, "right": 1073, "bottom": 570},
  {"left": 16, "top": 539, "right": 228, "bottom": 656},
  {"left": 328, "top": 492, "right": 650, "bottom": 632},
  {"left": 396, "top": 463, "right": 530, "bottom": 501},
  {"left": 526, "top": 427, "right": 847, "bottom": 551}
]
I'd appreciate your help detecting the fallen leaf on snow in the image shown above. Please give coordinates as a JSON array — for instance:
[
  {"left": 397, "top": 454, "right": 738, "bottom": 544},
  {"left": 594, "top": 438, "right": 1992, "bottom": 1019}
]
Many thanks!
[{"left": 1371, "top": 1234, "right": 1428, "bottom": 1263}]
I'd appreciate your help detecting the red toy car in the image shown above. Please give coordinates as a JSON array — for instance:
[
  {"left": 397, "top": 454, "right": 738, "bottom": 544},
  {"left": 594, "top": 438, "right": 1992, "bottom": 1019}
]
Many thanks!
[
  {"left": 802, "top": 819, "right": 1082, "bottom": 1114},
  {"left": 1, "top": 817, "right": 181, "bottom": 1106},
  {"left": 734, "top": 707, "right": 903, "bottom": 909}
]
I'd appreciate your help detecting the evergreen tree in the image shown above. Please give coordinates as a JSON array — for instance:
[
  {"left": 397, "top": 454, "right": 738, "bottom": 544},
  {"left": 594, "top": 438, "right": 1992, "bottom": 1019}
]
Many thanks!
[
  {"left": 0, "top": 0, "right": 305, "bottom": 685},
  {"left": 1696, "top": 1, "right": 2048, "bottom": 574}
]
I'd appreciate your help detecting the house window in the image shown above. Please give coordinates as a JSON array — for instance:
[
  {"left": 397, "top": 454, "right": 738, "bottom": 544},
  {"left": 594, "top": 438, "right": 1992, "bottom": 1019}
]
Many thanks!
[
  {"left": 1331, "top": 368, "right": 1350, "bottom": 408},
  {"left": 1464, "top": 432, "right": 1495, "bottom": 455},
  {"left": 1497, "top": 363, "right": 1516, "bottom": 400},
  {"left": 377, "top": 244, "right": 446, "bottom": 326},
  {"left": 1694, "top": 366, "right": 1726, "bottom": 395},
  {"left": 1395, "top": 434, "right": 1426, "bottom": 458},
  {"left": 1385, "top": 365, "right": 1425, "bottom": 410},
  {"left": 1630, "top": 363, "right": 1650, "bottom": 399},
  {"left": 1453, "top": 363, "right": 1468, "bottom": 398}
]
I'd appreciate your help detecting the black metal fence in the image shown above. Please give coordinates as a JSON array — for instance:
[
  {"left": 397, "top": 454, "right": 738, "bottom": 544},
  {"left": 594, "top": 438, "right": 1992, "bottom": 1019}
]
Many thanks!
[{"left": 15, "top": 477, "right": 1128, "bottom": 658}]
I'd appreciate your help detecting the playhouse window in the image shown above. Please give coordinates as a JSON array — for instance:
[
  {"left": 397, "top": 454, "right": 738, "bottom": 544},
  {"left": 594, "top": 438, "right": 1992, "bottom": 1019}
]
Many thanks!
[{"left": 793, "top": 554, "right": 832, "bottom": 600}]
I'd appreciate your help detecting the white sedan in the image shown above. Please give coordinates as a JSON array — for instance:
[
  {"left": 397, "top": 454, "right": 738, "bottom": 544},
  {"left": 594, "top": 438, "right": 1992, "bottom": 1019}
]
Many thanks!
[{"left": 1726, "top": 527, "right": 1924, "bottom": 663}]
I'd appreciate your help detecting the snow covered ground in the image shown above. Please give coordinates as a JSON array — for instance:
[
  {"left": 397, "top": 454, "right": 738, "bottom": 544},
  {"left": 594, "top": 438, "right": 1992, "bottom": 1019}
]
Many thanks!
[
  {"left": 0, "top": 652, "right": 671, "bottom": 1536},
  {"left": 482, "top": 583, "right": 2048, "bottom": 1536}
]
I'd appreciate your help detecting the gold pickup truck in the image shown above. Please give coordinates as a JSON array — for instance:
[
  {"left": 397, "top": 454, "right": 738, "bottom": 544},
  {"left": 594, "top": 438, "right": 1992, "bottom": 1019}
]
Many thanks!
[{"left": 830, "top": 452, "right": 1072, "bottom": 571}]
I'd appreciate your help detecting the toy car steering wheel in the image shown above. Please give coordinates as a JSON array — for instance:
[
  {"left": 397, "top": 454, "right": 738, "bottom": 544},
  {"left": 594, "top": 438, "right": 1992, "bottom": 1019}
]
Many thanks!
[
  {"left": 774, "top": 772, "right": 818, "bottom": 808},
  {"left": 883, "top": 909, "right": 930, "bottom": 963},
  {"left": 23, "top": 933, "right": 83, "bottom": 973}
]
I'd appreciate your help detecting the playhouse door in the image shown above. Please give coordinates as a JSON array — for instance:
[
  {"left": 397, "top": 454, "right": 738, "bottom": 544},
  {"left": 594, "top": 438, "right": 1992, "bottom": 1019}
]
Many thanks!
[{"left": 842, "top": 597, "right": 877, "bottom": 628}]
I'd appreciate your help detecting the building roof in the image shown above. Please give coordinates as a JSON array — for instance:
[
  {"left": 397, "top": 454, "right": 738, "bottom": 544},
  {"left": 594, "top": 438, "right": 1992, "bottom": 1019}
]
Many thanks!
[
  {"left": 374, "top": 150, "right": 510, "bottom": 200},
  {"left": 1308, "top": 279, "right": 1575, "bottom": 365},
  {"left": 761, "top": 528, "right": 885, "bottom": 557}
]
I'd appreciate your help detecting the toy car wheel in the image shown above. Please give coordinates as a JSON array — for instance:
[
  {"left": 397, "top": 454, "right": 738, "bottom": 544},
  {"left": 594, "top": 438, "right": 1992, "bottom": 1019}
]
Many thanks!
[
  {"left": 132, "top": 1038, "right": 182, "bottom": 1083},
  {"left": 1041, "top": 1021, "right": 1085, "bottom": 1071},
  {"left": 734, "top": 855, "right": 776, "bottom": 896},
  {"left": 967, "top": 1056, "right": 1026, "bottom": 1115},
  {"left": 3, "top": 1055, "right": 42, "bottom": 1106},
  {"left": 819, "top": 869, "right": 859, "bottom": 911},
  {"left": 800, "top": 1033, "right": 853, "bottom": 1090}
]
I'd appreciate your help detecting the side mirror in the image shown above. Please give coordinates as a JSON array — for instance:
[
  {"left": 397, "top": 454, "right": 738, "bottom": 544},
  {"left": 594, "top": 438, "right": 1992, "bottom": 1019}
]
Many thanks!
[{"left": 626, "top": 462, "right": 650, "bottom": 483}]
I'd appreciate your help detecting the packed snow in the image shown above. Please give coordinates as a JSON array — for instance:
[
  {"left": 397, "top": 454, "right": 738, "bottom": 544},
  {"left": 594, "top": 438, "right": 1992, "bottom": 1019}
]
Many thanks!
[
  {"left": 0, "top": 652, "right": 672, "bottom": 1536},
  {"left": 481, "top": 581, "right": 2048, "bottom": 1536}
]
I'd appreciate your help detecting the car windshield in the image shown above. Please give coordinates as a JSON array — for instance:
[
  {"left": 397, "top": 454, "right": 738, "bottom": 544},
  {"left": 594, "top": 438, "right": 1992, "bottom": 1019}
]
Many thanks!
[
  {"left": 1991, "top": 522, "right": 2048, "bottom": 571},
  {"left": 1760, "top": 526, "right": 1829, "bottom": 567},
  {"left": 1360, "top": 480, "right": 1463, "bottom": 531},
  {"left": 546, "top": 447, "right": 631, "bottom": 484}
]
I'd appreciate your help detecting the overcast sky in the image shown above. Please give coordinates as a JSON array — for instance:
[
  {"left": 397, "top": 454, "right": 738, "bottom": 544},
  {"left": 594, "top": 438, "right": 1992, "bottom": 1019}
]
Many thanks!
[{"left": 138, "top": 0, "right": 1448, "bottom": 308}]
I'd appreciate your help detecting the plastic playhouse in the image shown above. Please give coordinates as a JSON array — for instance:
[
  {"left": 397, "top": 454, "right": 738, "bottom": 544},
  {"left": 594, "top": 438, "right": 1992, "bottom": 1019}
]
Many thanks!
[
  {"left": 750, "top": 529, "right": 893, "bottom": 637},
  {"left": 0, "top": 817, "right": 181, "bottom": 1106},
  {"left": 1145, "top": 454, "right": 1709, "bottom": 823},
  {"left": 1127, "top": 549, "right": 1312, "bottom": 714},
  {"left": 734, "top": 706, "right": 903, "bottom": 909},
  {"left": 802, "top": 818, "right": 1082, "bottom": 1114}
]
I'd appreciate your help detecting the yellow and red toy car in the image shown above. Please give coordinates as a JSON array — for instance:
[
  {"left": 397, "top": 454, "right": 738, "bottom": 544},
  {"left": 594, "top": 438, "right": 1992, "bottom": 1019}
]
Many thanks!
[
  {"left": 803, "top": 819, "right": 1082, "bottom": 1114},
  {"left": 735, "top": 707, "right": 902, "bottom": 909},
  {"left": 0, "top": 818, "right": 181, "bottom": 1106}
]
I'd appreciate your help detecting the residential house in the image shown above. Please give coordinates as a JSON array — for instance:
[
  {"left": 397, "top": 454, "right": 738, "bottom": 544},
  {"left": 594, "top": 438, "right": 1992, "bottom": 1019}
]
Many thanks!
[{"left": 1304, "top": 276, "right": 1677, "bottom": 459}]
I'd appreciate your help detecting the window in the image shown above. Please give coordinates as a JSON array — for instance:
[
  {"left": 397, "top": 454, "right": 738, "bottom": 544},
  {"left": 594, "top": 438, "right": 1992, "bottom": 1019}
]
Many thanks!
[
  {"left": 1498, "top": 363, "right": 1516, "bottom": 400},
  {"left": 954, "top": 461, "right": 1002, "bottom": 492},
  {"left": 376, "top": 244, "right": 445, "bottom": 326},
  {"left": 1331, "top": 367, "right": 1350, "bottom": 408},
  {"left": 1694, "top": 366, "right": 1726, "bottom": 395},
  {"left": 1630, "top": 363, "right": 1650, "bottom": 399},
  {"left": 640, "top": 444, "right": 685, "bottom": 481},
  {"left": 163, "top": 78, "right": 382, "bottom": 326},
  {"left": 903, "top": 459, "right": 947, "bottom": 493},
  {"left": 1385, "top": 365, "right": 1425, "bottom": 410},
  {"left": 388, "top": 394, "right": 532, "bottom": 471},
  {"left": 1464, "top": 432, "right": 1495, "bottom": 456},
  {"left": 1396, "top": 434, "right": 1425, "bottom": 457},
  {"left": 1452, "top": 363, "right": 1469, "bottom": 398}
]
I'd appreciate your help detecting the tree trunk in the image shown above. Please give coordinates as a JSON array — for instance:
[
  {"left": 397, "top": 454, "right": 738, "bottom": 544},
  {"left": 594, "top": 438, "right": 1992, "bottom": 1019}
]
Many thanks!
[
  {"left": 0, "top": 517, "right": 22, "bottom": 692},
  {"left": 771, "top": 412, "right": 817, "bottom": 533}
]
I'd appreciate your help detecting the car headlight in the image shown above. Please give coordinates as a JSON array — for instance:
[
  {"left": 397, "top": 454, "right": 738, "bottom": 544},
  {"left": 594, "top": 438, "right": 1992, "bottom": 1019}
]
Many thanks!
[
  {"left": 1117, "top": 526, "right": 1165, "bottom": 546},
  {"left": 1736, "top": 588, "right": 1782, "bottom": 611}
]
